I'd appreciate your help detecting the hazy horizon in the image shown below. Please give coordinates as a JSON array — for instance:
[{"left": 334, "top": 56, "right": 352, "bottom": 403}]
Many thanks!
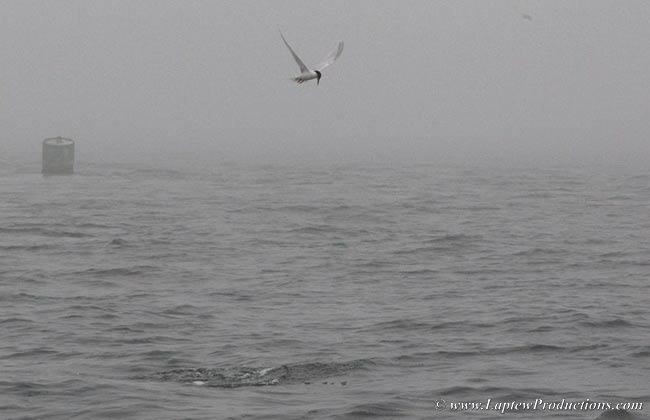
[{"left": 2, "top": 0, "right": 650, "bottom": 169}]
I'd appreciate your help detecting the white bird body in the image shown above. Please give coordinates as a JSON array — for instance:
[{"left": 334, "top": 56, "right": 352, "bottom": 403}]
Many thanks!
[
  {"left": 280, "top": 31, "right": 344, "bottom": 85},
  {"left": 294, "top": 70, "right": 320, "bottom": 83}
]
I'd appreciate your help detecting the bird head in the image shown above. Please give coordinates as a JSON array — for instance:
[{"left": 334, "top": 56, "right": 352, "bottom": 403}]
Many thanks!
[{"left": 315, "top": 70, "right": 322, "bottom": 85}]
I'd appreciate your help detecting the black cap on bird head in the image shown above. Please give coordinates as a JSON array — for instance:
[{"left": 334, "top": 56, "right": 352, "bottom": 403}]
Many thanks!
[{"left": 315, "top": 70, "right": 322, "bottom": 85}]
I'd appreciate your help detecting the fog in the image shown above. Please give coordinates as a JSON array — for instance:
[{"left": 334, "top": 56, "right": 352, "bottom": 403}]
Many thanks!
[{"left": 1, "top": 0, "right": 649, "bottom": 167}]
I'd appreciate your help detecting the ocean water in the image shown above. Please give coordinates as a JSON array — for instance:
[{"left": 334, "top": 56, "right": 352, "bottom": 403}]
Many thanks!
[{"left": 1, "top": 159, "right": 648, "bottom": 420}]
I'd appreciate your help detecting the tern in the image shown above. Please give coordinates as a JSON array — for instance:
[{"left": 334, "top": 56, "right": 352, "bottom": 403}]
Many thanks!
[{"left": 280, "top": 31, "right": 344, "bottom": 85}]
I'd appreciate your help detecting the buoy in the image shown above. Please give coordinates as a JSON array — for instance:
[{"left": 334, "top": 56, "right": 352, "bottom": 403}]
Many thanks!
[{"left": 42, "top": 136, "right": 74, "bottom": 175}]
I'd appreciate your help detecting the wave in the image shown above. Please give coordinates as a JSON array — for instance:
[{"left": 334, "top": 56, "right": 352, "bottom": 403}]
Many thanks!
[
  {"left": 0, "top": 317, "right": 36, "bottom": 325},
  {"left": 162, "top": 304, "right": 201, "bottom": 316},
  {"left": 393, "top": 234, "right": 483, "bottom": 255},
  {"left": 71, "top": 265, "right": 158, "bottom": 278},
  {"left": 108, "top": 238, "right": 128, "bottom": 247},
  {"left": 423, "top": 233, "right": 482, "bottom": 244},
  {"left": 578, "top": 318, "right": 635, "bottom": 328},
  {"left": 274, "top": 204, "right": 321, "bottom": 212},
  {"left": 596, "top": 409, "right": 647, "bottom": 420},
  {"left": 361, "top": 318, "right": 493, "bottom": 333},
  {"left": 0, "top": 348, "right": 59, "bottom": 360},
  {"left": 287, "top": 225, "right": 343, "bottom": 235},
  {"left": 364, "top": 318, "right": 435, "bottom": 332},
  {"left": 0, "top": 244, "right": 56, "bottom": 251},
  {"left": 0, "top": 227, "right": 92, "bottom": 238},
  {"left": 512, "top": 247, "right": 567, "bottom": 257},
  {"left": 334, "top": 401, "right": 409, "bottom": 418},
  {"left": 393, "top": 343, "right": 609, "bottom": 364},
  {"left": 629, "top": 346, "right": 650, "bottom": 358}
]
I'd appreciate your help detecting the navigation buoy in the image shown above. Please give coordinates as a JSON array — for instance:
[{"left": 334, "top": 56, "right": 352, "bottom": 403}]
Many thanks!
[{"left": 42, "top": 136, "right": 74, "bottom": 175}]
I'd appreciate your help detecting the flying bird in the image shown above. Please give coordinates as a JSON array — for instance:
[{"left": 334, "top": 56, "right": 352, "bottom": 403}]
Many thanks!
[{"left": 280, "top": 31, "right": 344, "bottom": 85}]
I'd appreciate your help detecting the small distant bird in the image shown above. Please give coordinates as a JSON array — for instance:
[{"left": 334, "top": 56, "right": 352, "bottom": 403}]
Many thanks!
[
  {"left": 280, "top": 31, "right": 344, "bottom": 85},
  {"left": 522, "top": 13, "right": 533, "bottom": 21}
]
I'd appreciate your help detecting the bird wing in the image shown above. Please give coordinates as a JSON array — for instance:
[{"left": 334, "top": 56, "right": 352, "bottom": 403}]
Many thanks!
[
  {"left": 315, "top": 41, "right": 344, "bottom": 71},
  {"left": 280, "top": 31, "right": 309, "bottom": 73}
]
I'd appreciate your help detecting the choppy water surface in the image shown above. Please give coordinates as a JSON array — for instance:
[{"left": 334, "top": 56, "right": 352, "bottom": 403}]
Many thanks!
[{"left": 1, "top": 160, "right": 648, "bottom": 419}]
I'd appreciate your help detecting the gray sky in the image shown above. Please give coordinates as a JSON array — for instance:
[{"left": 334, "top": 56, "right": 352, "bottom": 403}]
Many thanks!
[{"left": 1, "top": 0, "right": 649, "bottom": 167}]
